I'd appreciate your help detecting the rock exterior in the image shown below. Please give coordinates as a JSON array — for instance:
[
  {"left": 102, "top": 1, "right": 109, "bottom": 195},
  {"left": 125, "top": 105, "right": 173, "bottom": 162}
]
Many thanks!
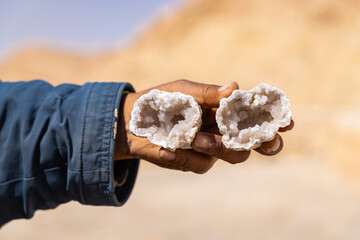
[
  {"left": 216, "top": 83, "right": 291, "bottom": 151},
  {"left": 129, "top": 89, "right": 202, "bottom": 151}
]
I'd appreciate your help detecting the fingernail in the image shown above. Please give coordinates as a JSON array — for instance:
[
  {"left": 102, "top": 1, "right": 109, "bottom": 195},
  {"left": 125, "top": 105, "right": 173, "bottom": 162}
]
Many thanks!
[
  {"left": 160, "top": 149, "right": 176, "bottom": 161},
  {"left": 218, "top": 82, "right": 233, "bottom": 92},
  {"left": 193, "top": 134, "right": 211, "bottom": 149},
  {"left": 258, "top": 135, "right": 283, "bottom": 155}
]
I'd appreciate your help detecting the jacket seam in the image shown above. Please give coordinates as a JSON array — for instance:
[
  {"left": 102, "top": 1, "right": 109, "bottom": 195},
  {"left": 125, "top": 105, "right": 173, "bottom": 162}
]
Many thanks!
[
  {"left": 99, "top": 83, "right": 117, "bottom": 193},
  {"left": 80, "top": 83, "right": 95, "bottom": 168},
  {"left": 0, "top": 167, "right": 61, "bottom": 186},
  {"left": 79, "top": 83, "right": 96, "bottom": 204},
  {"left": 105, "top": 83, "right": 119, "bottom": 201},
  {"left": 67, "top": 169, "right": 109, "bottom": 173}
]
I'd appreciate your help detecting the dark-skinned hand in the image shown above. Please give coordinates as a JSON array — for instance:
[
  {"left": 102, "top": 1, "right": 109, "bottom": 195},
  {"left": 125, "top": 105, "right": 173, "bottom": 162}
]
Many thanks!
[{"left": 115, "top": 80, "right": 294, "bottom": 174}]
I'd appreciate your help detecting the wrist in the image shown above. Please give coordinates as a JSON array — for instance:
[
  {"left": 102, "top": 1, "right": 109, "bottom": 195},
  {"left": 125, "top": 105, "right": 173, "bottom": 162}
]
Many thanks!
[{"left": 114, "top": 92, "right": 137, "bottom": 160}]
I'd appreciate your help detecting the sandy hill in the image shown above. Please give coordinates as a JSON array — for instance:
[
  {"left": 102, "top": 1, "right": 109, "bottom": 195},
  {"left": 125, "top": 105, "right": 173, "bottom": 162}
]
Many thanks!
[
  {"left": 1, "top": 0, "right": 360, "bottom": 168},
  {"left": 1, "top": 0, "right": 360, "bottom": 106}
]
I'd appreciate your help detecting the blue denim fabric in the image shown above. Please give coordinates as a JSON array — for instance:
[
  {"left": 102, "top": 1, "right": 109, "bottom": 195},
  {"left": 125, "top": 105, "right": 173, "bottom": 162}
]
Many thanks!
[{"left": 0, "top": 80, "right": 139, "bottom": 227}]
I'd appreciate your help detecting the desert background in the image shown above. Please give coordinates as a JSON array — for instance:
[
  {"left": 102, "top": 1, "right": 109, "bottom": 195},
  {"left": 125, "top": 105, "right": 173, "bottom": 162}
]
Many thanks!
[{"left": 1, "top": 0, "right": 360, "bottom": 239}]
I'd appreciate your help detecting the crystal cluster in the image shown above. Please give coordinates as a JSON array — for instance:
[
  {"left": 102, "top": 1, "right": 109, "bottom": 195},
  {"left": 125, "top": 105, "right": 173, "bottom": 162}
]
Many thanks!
[
  {"left": 130, "top": 83, "right": 291, "bottom": 151},
  {"left": 129, "top": 89, "right": 202, "bottom": 151},
  {"left": 216, "top": 83, "right": 291, "bottom": 150}
]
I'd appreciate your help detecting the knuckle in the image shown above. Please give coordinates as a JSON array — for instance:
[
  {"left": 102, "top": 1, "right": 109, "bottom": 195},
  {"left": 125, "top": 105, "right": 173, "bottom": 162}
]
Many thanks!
[
  {"left": 244, "top": 150, "right": 251, "bottom": 160},
  {"left": 193, "top": 158, "right": 215, "bottom": 174},
  {"left": 180, "top": 167, "right": 190, "bottom": 172},
  {"left": 203, "top": 84, "right": 213, "bottom": 95},
  {"left": 202, "top": 84, "right": 214, "bottom": 105},
  {"left": 174, "top": 79, "right": 190, "bottom": 85},
  {"left": 228, "top": 151, "right": 251, "bottom": 164},
  {"left": 211, "top": 139, "right": 227, "bottom": 158},
  {"left": 177, "top": 154, "right": 190, "bottom": 168},
  {"left": 193, "top": 165, "right": 211, "bottom": 174},
  {"left": 227, "top": 159, "right": 238, "bottom": 165}
]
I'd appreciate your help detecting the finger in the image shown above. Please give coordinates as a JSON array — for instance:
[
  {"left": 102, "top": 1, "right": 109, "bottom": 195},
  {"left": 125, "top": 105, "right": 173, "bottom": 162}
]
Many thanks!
[
  {"left": 129, "top": 137, "right": 185, "bottom": 170},
  {"left": 201, "top": 108, "right": 217, "bottom": 128},
  {"left": 201, "top": 124, "right": 221, "bottom": 135},
  {"left": 279, "top": 119, "right": 295, "bottom": 132},
  {"left": 191, "top": 132, "right": 251, "bottom": 164},
  {"left": 157, "top": 79, "right": 239, "bottom": 108},
  {"left": 255, "top": 133, "right": 283, "bottom": 156},
  {"left": 159, "top": 148, "right": 217, "bottom": 174}
]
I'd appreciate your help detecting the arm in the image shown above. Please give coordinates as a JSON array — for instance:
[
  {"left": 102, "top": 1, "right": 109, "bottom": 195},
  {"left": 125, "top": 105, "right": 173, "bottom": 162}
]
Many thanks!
[
  {"left": 0, "top": 79, "right": 293, "bottom": 227},
  {"left": 0, "top": 80, "right": 139, "bottom": 227}
]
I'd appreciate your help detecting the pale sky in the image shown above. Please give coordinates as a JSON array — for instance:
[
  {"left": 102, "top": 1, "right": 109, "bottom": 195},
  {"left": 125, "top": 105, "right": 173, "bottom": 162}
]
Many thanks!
[{"left": 0, "top": 0, "right": 186, "bottom": 61}]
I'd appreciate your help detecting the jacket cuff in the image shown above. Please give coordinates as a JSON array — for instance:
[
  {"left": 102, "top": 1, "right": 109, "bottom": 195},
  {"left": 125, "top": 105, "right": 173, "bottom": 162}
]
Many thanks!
[{"left": 79, "top": 82, "right": 139, "bottom": 206}]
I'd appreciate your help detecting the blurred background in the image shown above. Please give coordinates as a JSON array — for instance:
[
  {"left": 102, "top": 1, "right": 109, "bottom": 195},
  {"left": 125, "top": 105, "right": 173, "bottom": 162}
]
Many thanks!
[{"left": 1, "top": 0, "right": 360, "bottom": 239}]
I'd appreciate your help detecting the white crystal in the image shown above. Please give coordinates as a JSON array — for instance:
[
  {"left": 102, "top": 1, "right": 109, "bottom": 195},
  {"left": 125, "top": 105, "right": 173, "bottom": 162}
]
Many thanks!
[
  {"left": 216, "top": 83, "right": 292, "bottom": 151},
  {"left": 130, "top": 89, "right": 202, "bottom": 151}
]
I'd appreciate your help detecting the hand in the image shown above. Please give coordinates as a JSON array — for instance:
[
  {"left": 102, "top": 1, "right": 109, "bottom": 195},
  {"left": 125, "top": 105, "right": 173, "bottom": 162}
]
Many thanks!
[{"left": 115, "top": 80, "right": 294, "bottom": 174}]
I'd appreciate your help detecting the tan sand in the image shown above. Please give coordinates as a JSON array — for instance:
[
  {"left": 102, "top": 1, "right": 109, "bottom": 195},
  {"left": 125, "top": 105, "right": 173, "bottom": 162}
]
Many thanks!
[{"left": 1, "top": 0, "right": 360, "bottom": 239}]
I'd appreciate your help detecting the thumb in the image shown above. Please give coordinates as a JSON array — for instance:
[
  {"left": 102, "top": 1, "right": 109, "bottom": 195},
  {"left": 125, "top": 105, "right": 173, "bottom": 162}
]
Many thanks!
[
  {"left": 159, "top": 80, "right": 239, "bottom": 108},
  {"left": 215, "top": 81, "right": 239, "bottom": 103},
  {"left": 199, "top": 81, "right": 239, "bottom": 108}
]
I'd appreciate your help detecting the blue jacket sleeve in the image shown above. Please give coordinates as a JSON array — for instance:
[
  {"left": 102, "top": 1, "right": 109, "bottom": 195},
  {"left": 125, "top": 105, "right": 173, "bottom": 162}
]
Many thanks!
[{"left": 0, "top": 80, "right": 139, "bottom": 227}]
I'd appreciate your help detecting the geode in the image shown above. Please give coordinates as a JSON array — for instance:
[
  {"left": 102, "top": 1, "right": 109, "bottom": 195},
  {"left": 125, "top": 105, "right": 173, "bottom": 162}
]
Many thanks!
[
  {"left": 216, "top": 83, "right": 291, "bottom": 151},
  {"left": 129, "top": 89, "right": 202, "bottom": 151}
]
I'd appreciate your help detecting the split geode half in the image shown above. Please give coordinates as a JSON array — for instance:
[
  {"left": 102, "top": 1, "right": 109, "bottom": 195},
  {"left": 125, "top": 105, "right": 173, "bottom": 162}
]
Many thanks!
[
  {"left": 216, "top": 83, "right": 292, "bottom": 151},
  {"left": 130, "top": 83, "right": 291, "bottom": 152},
  {"left": 129, "top": 89, "right": 202, "bottom": 151}
]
